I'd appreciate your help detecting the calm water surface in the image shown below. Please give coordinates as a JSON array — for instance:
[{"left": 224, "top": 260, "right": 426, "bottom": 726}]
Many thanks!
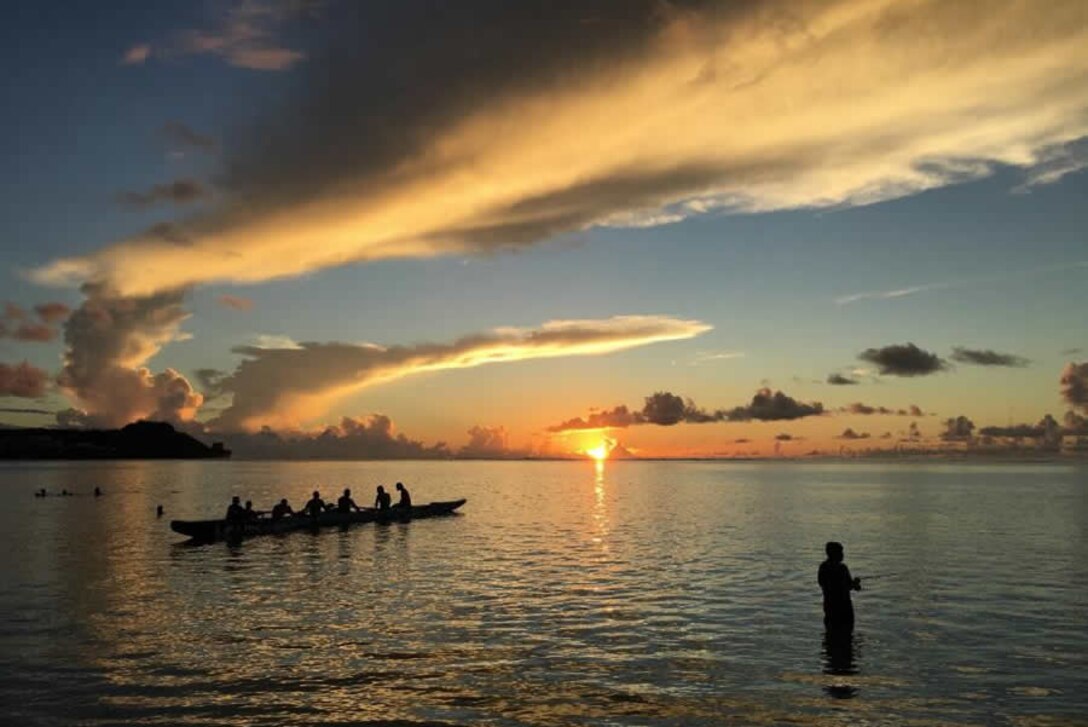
[{"left": 1, "top": 460, "right": 1086, "bottom": 726}]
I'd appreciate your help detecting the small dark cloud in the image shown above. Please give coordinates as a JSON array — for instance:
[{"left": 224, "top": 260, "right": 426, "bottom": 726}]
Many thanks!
[
  {"left": 117, "top": 179, "right": 207, "bottom": 209},
  {"left": 1061, "top": 362, "right": 1088, "bottom": 413},
  {"left": 826, "top": 373, "right": 859, "bottom": 385},
  {"left": 880, "top": 432, "right": 893, "bottom": 439},
  {"left": 11, "top": 324, "right": 56, "bottom": 343},
  {"left": 217, "top": 294, "right": 254, "bottom": 311},
  {"left": 733, "top": 437, "right": 750, "bottom": 444},
  {"left": 950, "top": 346, "right": 1030, "bottom": 368},
  {"left": 643, "top": 391, "right": 716, "bottom": 425},
  {"left": 161, "top": 121, "right": 218, "bottom": 154},
  {"left": 941, "top": 415, "right": 975, "bottom": 441},
  {"left": 0, "top": 361, "right": 50, "bottom": 398},
  {"left": 34, "top": 303, "right": 71, "bottom": 324},
  {"left": 1, "top": 302, "right": 68, "bottom": 343},
  {"left": 837, "top": 428, "right": 870, "bottom": 440},
  {"left": 1061, "top": 347, "right": 1083, "bottom": 356},
  {"left": 723, "top": 388, "right": 824, "bottom": 421},
  {"left": 840, "top": 402, "right": 927, "bottom": 416},
  {"left": 774, "top": 433, "right": 795, "bottom": 441},
  {"left": 858, "top": 342, "right": 947, "bottom": 377},
  {"left": 0, "top": 407, "right": 53, "bottom": 415}
]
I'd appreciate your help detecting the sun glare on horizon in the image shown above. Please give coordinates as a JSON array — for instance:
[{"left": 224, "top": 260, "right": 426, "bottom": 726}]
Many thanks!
[{"left": 585, "top": 442, "right": 610, "bottom": 461}]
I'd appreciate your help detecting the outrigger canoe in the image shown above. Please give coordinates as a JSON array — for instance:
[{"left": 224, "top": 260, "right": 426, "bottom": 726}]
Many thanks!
[{"left": 170, "top": 499, "right": 466, "bottom": 542}]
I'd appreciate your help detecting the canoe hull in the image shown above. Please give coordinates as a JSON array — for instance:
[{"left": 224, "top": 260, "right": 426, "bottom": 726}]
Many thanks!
[{"left": 170, "top": 499, "right": 466, "bottom": 542}]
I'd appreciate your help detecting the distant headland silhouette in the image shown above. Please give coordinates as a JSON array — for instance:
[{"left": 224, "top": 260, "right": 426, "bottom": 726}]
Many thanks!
[{"left": 0, "top": 421, "right": 230, "bottom": 460}]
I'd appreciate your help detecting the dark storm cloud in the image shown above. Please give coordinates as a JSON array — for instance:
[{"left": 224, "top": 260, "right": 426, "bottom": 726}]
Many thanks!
[
  {"left": 950, "top": 347, "right": 1030, "bottom": 367},
  {"left": 117, "top": 179, "right": 207, "bottom": 209},
  {"left": 858, "top": 343, "right": 948, "bottom": 377},
  {"left": 826, "top": 373, "right": 859, "bottom": 385}
]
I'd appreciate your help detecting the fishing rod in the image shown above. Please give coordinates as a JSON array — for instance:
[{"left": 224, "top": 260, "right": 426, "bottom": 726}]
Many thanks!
[{"left": 859, "top": 573, "right": 898, "bottom": 580}]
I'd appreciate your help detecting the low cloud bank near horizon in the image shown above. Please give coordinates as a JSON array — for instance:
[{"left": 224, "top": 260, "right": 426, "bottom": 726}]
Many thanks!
[
  {"left": 214, "top": 416, "right": 537, "bottom": 460},
  {"left": 49, "top": 295, "right": 706, "bottom": 432},
  {"left": 33, "top": 0, "right": 1088, "bottom": 297},
  {"left": 548, "top": 387, "right": 824, "bottom": 433},
  {"left": 840, "top": 402, "right": 925, "bottom": 417}
]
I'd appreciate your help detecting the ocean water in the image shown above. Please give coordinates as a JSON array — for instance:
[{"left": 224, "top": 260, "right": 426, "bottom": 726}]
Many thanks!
[{"left": 0, "top": 460, "right": 1086, "bottom": 726}]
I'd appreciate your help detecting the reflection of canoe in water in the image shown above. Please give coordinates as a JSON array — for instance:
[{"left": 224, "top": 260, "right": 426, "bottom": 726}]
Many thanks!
[{"left": 170, "top": 499, "right": 467, "bottom": 542}]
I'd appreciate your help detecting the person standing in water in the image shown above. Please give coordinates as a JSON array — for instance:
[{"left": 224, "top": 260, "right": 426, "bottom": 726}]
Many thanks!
[{"left": 818, "top": 541, "right": 861, "bottom": 632}]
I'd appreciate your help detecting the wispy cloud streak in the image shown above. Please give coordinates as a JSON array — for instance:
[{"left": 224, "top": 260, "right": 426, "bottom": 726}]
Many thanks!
[{"left": 210, "top": 315, "right": 711, "bottom": 431}]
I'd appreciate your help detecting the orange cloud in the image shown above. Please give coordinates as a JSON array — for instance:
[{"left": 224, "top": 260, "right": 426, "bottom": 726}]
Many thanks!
[
  {"left": 0, "top": 361, "right": 50, "bottom": 398},
  {"left": 33, "top": 0, "right": 1088, "bottom": 296}
]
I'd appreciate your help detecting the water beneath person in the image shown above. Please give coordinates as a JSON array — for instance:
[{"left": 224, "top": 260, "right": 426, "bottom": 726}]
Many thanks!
[{"left": 1, "top": 460, "right": 1086, "bottom": 725}]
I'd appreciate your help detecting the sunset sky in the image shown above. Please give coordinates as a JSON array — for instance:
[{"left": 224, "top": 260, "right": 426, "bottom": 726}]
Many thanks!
[{"left": 2, "top": 0, "right": 1087, "bottom": 457}]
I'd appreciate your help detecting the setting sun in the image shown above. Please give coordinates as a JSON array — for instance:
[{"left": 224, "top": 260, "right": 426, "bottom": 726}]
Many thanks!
[{"left": 585, "top": 443, "right": 610, "bottom": 461}]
